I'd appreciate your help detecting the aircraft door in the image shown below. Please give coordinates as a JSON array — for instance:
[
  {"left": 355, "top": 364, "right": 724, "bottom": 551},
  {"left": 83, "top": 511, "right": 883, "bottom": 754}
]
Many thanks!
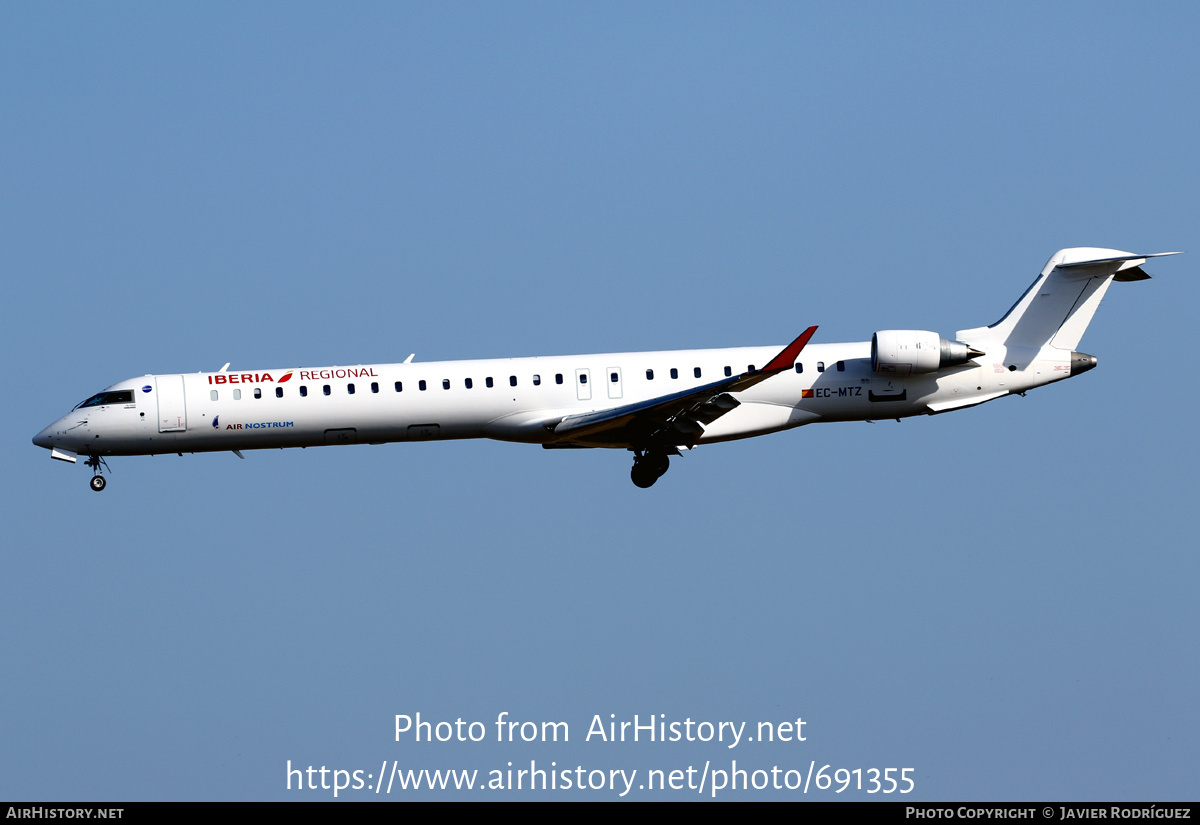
[
  {"left": 575, "top": 368, "right": 591, "bottom": 401},
  {"left": 156, "top": 375, "right": 187, "bottom": 432},
  {"left": 606, "top": 366, "right": 623, "bottom": 399}
]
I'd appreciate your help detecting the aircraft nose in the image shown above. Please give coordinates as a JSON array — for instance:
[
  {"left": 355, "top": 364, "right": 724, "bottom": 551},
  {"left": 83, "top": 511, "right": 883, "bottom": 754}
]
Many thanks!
[{"left": 33, "top": 425, "right": 55, "bottom": 449}]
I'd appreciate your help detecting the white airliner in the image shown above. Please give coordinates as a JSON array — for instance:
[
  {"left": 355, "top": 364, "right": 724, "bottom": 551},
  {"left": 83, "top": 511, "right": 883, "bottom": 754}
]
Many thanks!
[{"left": 34, "top": 247, "right": 1177, "bottom": 491}]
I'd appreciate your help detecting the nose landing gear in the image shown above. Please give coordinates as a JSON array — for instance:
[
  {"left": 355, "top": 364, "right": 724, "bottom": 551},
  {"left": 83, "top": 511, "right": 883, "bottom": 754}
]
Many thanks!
[
  {"left": 630, "top": 450, "right": 671, "bottom": 488},
  {"left": 84, "top": 455, "right": 110, "bottom": 492}
]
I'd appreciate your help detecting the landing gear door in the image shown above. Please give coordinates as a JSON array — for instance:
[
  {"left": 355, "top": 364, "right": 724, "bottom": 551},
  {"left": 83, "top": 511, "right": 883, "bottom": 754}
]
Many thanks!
[{"left": 156, "top": 375, "right": 187, "bottom": 432}]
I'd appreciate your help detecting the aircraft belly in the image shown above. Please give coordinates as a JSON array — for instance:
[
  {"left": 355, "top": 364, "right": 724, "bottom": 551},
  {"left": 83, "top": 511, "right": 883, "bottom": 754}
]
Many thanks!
[
  {"left": 699, "top": 402, "right": 815, "bottom": 443},
  {"left": 482, "top": 409, "right": 576, "bottom": 443}
]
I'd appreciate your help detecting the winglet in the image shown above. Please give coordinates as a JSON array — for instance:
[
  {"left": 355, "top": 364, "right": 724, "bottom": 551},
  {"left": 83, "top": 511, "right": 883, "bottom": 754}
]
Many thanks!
[{"left": 762, "top": 326, "right": 818, "bottom": 373}]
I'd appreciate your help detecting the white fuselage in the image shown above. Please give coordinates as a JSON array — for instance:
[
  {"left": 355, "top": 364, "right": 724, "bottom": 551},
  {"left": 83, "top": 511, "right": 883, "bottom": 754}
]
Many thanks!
[{"left": 33, "top": 340, "right": 1067, "bottom": 459}]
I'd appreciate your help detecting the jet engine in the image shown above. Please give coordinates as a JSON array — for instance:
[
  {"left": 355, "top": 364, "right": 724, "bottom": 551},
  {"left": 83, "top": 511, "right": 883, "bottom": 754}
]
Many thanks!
[{"left": 871, "top": 330, "right": 984, "bottom": 375}]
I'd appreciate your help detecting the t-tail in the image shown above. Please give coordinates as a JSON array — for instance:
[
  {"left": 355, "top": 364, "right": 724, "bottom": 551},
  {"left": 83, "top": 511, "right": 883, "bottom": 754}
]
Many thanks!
[{"left": 956, "top": 247, "right": 1180, "bottom": 369}]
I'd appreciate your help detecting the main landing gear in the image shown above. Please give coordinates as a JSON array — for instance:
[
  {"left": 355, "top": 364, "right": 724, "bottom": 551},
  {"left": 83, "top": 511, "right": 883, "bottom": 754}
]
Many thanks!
[
  {"left": 85, "top": 455, "right": 110, "bottom": 492},
  {"left": 630, "top": 450, "right": 670, "bottom": 489}
]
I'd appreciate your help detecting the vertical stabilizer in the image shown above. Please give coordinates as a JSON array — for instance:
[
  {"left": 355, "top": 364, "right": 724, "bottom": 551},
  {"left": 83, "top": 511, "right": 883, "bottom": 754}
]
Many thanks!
[{"left": 957, "top": 248, "right": 1176, "bottom": 352}]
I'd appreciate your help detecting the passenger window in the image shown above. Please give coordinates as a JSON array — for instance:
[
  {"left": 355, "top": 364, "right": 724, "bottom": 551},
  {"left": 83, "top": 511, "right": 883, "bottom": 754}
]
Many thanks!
[
  {"left": 419, "top": 380, "right": 427, "bottom": 391},
  {"left": 348, "top": 383, "right": 355, "bottom": 394},
  {"left": 395, "top": 381, "right": 402, "bottom": 392},
  {"left": 748, "top": 365, "right": 755, "bottom": 372},
  {"left": 817, "top": 362, "right": 825, "bottom": 372},
  {"left": 646, "top": 369, "right": 654, "bottom": 380},
  {"left": 579, "top": 374, "right": 587, "bottom": 384},
  {"left": 323, "top": 385, "right": 331, "bottom": 396},
  {"left": 670, "top": 368, "right": 678, "bottom": 379},
  {"left": 724, "top": 366, "right": 732, "bottom": 377},
  {"left": 371, "top": 382, "right": 379, "bottom": 393},
  {"left": 233, "top": 389, "right": 242, "bottom": 400},
  {"left": 509, "top": 375, "right": 517, "bottom": 387},
  {"left": 555, "top": 373, "right": 563, "bottom": 384},
  {"left": 276, "top": 387, "right": 283, "bottom": 398},
  {"left": 254, "top": 388, "right": 262, "bottom": 399},
  {"left": 610, "top": 372, "right": 618, "bottom": 383},
  {"left": 837, "top": 361, "right": 845, "bottom": 372},
  {"left": 486, "top": 377, "right": 494, "bottom": 388},
  {"left": 795, "top": 363, "right": 803, "bottom": 373},
  {"left": 443, "top": 379, "right": 450, "bottom": 390},
  {"left": 533, "top": 374, "right": 541, "bottom": 386},
  {"left": 465, "top": 378, "right": 473, "bottom": 389},
  {"left": 300, "top": 385, "right": 308, "bottom": 397},
  {"left": 210, "top": 390, "right": 218, "bottom": 401},
  {"left": 694, "top": 367, "right": 701, "bottom": 378}
]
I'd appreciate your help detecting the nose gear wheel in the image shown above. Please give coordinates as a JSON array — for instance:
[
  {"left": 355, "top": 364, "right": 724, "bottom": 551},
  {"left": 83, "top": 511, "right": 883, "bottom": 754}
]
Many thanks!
[{"left": 84, "top": 455, "right": 111, "bottom": 492}]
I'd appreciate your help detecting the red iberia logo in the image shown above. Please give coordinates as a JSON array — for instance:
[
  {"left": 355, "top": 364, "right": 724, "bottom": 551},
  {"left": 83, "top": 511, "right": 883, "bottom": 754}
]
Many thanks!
[{"left": 207, "top": 371, "right": 288, "bottom": 385}]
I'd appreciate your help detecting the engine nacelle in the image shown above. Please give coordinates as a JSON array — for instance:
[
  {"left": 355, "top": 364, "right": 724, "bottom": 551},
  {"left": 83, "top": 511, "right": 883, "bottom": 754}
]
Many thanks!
[{"left": 871, "top": 330, "right": 982, "bottom": 375}]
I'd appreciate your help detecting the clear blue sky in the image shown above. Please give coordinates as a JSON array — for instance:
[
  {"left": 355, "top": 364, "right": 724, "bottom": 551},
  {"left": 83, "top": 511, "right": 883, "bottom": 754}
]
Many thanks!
[{"left": 3, "top": 3, "right": 1196, "bottom": 800}]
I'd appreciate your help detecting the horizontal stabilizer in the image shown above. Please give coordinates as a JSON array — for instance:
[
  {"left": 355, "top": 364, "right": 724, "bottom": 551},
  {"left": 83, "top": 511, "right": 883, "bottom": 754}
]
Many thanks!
[
  {"left": 1113, "top": 266, "right": 1151, "bottom": 282},
  {"left": 1056, "top": 251, "right": 1181, "bottom": 270}
]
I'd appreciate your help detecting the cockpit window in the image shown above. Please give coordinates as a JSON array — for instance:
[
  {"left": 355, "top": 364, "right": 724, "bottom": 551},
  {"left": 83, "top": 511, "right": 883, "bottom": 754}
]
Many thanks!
[{"left": 75, "top": 390, "right": 134, "bottom": 409}]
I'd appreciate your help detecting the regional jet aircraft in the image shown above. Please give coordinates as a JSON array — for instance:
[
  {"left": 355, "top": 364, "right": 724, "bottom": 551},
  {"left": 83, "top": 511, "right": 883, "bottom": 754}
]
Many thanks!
[{"left": 34, "top": 248, "right": 1177, "bottom": 490}]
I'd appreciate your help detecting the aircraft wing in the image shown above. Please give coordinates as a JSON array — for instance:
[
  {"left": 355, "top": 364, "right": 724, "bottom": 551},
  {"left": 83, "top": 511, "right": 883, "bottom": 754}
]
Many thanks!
[{"left": 546, "top": 326, "right": 817, "bottom": 448}]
